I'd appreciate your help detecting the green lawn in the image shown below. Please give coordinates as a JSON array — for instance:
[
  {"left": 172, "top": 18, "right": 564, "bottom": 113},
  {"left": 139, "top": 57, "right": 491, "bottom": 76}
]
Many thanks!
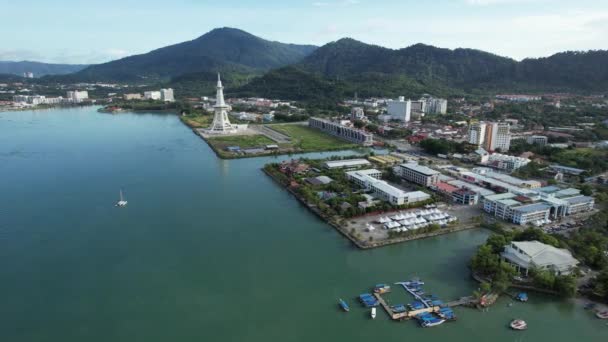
[
  {"left": 270, "top": 124, "right": 357, "bottom": 152},
  {"left": 206, "top": 134, "right": 275, "bottom": 149}
]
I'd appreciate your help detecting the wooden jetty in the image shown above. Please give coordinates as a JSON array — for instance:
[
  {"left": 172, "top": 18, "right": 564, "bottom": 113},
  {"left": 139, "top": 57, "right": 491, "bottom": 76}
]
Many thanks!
[{"left": 374, "top": 291, "right": 478, "bottom": 321}]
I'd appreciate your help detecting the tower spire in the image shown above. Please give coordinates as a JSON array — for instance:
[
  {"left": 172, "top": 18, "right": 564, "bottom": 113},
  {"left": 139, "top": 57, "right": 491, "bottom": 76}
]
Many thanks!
[{"left": 208, "top": 72, "right": 236, "bottom": 134}]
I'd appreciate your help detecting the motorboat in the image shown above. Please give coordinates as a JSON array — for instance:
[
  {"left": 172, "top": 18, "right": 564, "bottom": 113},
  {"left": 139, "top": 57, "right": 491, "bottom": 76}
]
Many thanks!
[
  {"left": 510, "top": 319, "right": 527, "bottom": 330},
  {"left": 371, "top": 307, "right": 376, "bottom": 319},
  {"left": 115, "top": 189, "right": 128, "bottom": 207},
  {"left": 596, "top": 311, "right": 608, "bottom": 319},
  {"left": 338, "top": 298, "right": 349, "bottom": 312}
]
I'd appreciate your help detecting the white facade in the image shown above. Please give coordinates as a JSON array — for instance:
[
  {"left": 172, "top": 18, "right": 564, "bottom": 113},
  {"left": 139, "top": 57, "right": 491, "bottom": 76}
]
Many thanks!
[
  {"left": 387, "top": 97, "right": 411, "bottom": 122},
  {"left": 160, "top": 88, "right": 175, "bottom": 102},
  {"left": 324, "top": 159, "right": 371, "bottom": 170},
  {"left": 425, "top": 97, "right": 448, "bottom": 114},
  {"left": 66, "top": 90, "right": 89, "bottom": 103},
  {"left": 468, "top": 122, "right": 487, "bottom": 146},
  {"left": 397, "top": 162, "right": 440, "bottom": 187},
  {"left": 346, "top": 169, "right": 430, "bottom": 206},
  {"left": 501, "top": 241, "right": 579, "bottom": 275},
  {"left": 144, "top": 91, "right": 161, "bottom": 100},
  {"left": 469, "top": 121, "right": 511, "bottom": 151}
]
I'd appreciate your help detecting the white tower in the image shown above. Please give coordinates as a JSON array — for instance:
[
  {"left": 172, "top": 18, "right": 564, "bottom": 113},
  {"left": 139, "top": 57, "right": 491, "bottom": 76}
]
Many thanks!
[{"left": 209, "top": 73, "right": 237, "bottom": 134}]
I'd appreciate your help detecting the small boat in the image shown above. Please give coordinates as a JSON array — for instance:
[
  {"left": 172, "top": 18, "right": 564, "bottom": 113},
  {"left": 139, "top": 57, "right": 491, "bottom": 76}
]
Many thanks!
[
  {"left": 516, "top": 292, "right": 528, "bottom": 302},
  {"left": 371, "top": 307, "right": 377, "bottom": 319},
  {"left": 338, "top": 298, "right": 349, "bottom": 312},
  {"left": 510, "top": 319, "right": 527, "bottom": 330},
  {"left": 115, "top": 189, "right": 128, "bottom": 207},
  {"left": 373, "top": 284, "right": 391, "bottom": 294},
  {"left": 596, "top": 311, "right": 608, "bottom": 319},
  {"left": 584, "top": 303, "right": 596, "bottom": 310}
]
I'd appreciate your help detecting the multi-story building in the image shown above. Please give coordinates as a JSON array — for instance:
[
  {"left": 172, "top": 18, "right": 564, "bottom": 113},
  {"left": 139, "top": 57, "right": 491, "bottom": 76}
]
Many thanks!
[
  {"left": 346, "top": 169, "right": 431, "bottom": 206},
  {"left": 66, "top": 90, "right": 89, "bottom": 103},
  {"left": 387, "top": 97, "right": 411, "bottom": 122},
  {"left": 397, "top": 162, "right": 440, "bottom": 187},
  {"left": 512, "top": 203, "right": 552, "bottom": 225},
  {"left": 486, "top": 153, "right": 530, "bottom": 171},
  {"left": 23, "top": 72, "right": 34, "bottom": 78},
  {"left": 452, "top": 189, "right": 479, "bottom": 205},
  {"left": 527, "top": 135, "right": 548, "bottom": 146},
  {"left": 468, "top": 122, "right": 486, "bottom": 146},
  {"left": 468, "top": 121, "right": 511, "bottom": 151},
  {"left": 351, "top": 107, "right": 366, "bottom": 121},
  {"left": 425, "top": 97, "right": 448, "bottom": 114},
  {"left": 564, "top": 196, "right": 595, "bottom": 215},
  {"left": 309, "top": 118, "right": 374, "bottom": 146},
  {"left": 144, "top": 91, "right": 161, "bottom": 100},
  {"left": 410, "top": 100, "right": 426, "bottom": 113},
  {"left": 160, "top": 88, "right": 175, "bottom": 102},
  {"left": 484, "top": 122, "right": 511, "bottom": 151}
]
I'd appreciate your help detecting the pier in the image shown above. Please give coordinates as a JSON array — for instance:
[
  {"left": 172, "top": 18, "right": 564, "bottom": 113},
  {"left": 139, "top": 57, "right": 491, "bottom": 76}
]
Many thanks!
[{"left": 374, "top": 281, "right": 478, "bottom": 322}]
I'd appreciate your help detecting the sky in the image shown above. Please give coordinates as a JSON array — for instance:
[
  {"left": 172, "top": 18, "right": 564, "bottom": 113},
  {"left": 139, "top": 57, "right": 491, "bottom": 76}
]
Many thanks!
[{"left": 1, "top": 0, "right": 607, "bottom": 64}]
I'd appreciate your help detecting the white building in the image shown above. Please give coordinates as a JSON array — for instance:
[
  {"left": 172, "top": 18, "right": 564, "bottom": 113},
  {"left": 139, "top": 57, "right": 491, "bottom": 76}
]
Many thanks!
[
  {"left": 324, "top": 159, "right": 372, "bottom": 170},
  {"left": 468, "top": 122, "right": 487, "bottom": 146},
  {"left": 486, "top": 153, "right": 530, "bottom": 171},
  {"left": 501, "top": 241, "right": 579, "bottom": 275},
  {"left": 66, "top": 90, "right": 89, "bottom": 103},
  {"left": 346, "top": 169, "right": 431, "bottom": 206},
  {"left": 397, "top": 162, "right": 440, "bottom": 187},
  {"left": 425, "top": 97, "right": 448, "bottom": 114},
  {"left": 160, "top": 88, "right": 175, "bottom": 102},
  {"left": 309, "top": 118, "right": 374, "bottom": 146},
  {"left": 468, "top": 121, "right": 511, "bottom": 151},
  {"left": 144, "top": 91, "right": 161, "bottom": 100},
  {"left": 484, "top": 122, "right": 511, "bottom": 152},
  {"left": 387, "top": 96, "right": 411, "bottom": 122},
  {"left": 351, "top": 107, "right": 366, "bottom": 120}
]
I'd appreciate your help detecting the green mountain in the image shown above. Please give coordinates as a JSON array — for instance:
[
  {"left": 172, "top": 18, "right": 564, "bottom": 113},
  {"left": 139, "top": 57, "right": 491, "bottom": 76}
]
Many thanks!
[
  {"left": 237, "top": 38, "right": 608, "bottom": 102},
  {"left": 0, "top": 61, "right": 87, "bottom": 77},
  {"left": 59, "top": 28, "right": 317, "bottom": 82}
]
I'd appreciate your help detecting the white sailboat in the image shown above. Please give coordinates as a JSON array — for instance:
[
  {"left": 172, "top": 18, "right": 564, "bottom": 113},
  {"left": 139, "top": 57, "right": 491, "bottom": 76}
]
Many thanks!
[
  {"left": 116, "top": 189, "right": 128, "bottom": 207},
  {"left": 371, "top": 307, "right": 377, "bottom": 319}
]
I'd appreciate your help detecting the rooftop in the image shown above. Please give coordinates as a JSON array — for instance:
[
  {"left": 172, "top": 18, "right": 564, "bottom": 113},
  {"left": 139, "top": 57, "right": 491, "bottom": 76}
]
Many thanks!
[
  {"left": 513, "top": 203, "right": 551, "bottom": 213},
  {"left": 505, "top": 240, "right": 579, "bottom": 268},
  {"left": 400, "top": 162, "right": 440, "bottom": 176},
  {"left": 324, "top": 159, "right": 371, "bottom": 169}
]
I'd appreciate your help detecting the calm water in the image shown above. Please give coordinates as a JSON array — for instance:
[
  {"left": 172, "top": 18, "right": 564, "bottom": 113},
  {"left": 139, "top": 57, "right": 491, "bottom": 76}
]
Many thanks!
[{"left": 0, "top": 107, "right": 606, "bottom": 342}]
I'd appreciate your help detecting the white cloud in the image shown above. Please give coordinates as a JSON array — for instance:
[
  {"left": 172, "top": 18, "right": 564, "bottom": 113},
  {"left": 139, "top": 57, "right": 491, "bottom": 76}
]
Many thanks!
[
  {"left": 465, "top": 0, "right": 540, "bottom": 5},
  {"left": 313, "top": 0, "right": 360, "bottom": 7}
]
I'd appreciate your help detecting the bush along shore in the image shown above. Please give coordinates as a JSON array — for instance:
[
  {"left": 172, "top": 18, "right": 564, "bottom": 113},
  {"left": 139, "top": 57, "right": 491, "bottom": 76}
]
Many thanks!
[{"left": 262, "top": 156, "right": 478, "bottom": 249}]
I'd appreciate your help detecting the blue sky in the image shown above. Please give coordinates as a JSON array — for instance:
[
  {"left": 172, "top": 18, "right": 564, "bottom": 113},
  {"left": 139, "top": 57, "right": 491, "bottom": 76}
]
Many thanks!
[{"left": 2, "top": 0, "right": 607, "bottom": 64}]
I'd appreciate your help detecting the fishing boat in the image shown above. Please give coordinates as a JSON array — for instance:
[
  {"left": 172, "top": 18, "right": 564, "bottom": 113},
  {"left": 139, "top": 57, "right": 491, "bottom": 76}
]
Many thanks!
[
  {"left": 596, "top": 311, "right": 608, "bottom": 319},
  {"left": 371, "top": 307, "right": 377, "bottom": 319},
  {"left": 338, "top": 298, "right": 350, "bottom": 312},
  {"left": 510, "top": 319, "right": 527, "bottom": 330},
  {"left": 115, "top": 189, "right": 128, "bottom": 207}
]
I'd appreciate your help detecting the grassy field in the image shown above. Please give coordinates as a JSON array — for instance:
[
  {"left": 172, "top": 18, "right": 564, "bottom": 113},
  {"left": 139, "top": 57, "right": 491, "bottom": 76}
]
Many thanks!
[
  {"left": 180, "top": 114, "right": 213, "bottom": 128},
  {"left": 206, "top": 134, "right": 275, "bottom": 150},
  {"left": 270, "top": 124, "right": 357, "bottom": 152}
]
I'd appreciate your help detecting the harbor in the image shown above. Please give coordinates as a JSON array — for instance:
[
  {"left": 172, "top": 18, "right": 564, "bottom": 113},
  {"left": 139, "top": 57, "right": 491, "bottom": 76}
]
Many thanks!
[
  {"left": 346, "top": 279, "right": 474, "bottom": 328},
  {"left": 3, "top": 107, "right": 608, "bottom": 342}
]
